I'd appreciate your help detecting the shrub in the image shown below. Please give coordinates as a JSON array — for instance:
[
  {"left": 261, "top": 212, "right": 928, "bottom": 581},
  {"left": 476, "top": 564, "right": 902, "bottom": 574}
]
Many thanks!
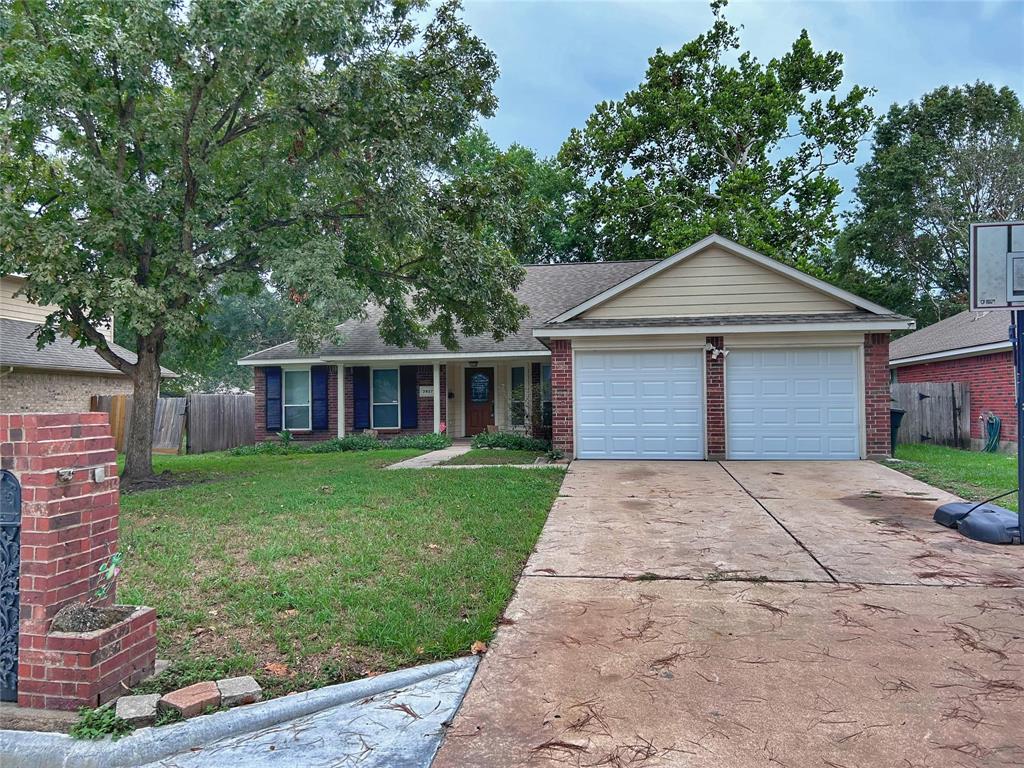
[
  {"left": 471, "top": 431, "right": 550, "bottom": 452},
  {"left": 388, "top": 433, "right": 452, "bottom": 450},
  {"left": 231, "top": 432, "right": 450, "bottom": 456}
]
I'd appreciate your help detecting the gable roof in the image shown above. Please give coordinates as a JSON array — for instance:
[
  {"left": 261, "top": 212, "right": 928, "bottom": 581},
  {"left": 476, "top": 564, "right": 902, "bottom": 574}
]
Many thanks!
[
  {"left": 890, "top": 310, "right": 1012, "bottom": 364},
  {"left": 1, "top": 317, "right": 178, "bottom": 377},
  {"left": 550, "top": 235, "right": 900, "bottom": 323},
  {"left": 239, "top": 260, "right": 656, "bottom": 364}
]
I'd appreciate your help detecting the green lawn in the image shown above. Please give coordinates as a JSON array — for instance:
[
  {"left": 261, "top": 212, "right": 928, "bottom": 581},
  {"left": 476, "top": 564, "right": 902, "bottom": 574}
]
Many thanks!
[
  {"left": 885, "top": 444, "right": 1018, "bottom": 511},
  {"left": 443, "top": 448, "right": 548, "bottom": 466},
  {"left": 118, "top": 450, "right": 564, "bottom": 698}
]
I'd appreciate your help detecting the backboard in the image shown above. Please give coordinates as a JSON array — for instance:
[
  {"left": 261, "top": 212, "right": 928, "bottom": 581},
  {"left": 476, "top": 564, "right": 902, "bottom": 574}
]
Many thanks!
[{"left": 971, "top": 221, "right": 1024, "bottom": 310}]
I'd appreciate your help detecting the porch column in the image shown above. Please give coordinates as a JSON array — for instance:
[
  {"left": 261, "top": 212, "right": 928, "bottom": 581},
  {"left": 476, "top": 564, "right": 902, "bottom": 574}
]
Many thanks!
[
  {"left": 432, "top": 362, "right": 441, "bottom": 433},
  {"left": 338, "top": 364, "right": 345, "bottom": 437}
]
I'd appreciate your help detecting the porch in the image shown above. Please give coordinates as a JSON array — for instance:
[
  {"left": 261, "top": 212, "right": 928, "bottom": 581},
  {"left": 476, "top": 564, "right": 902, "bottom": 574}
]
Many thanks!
[{"left": 252, "top": 355, "right": 552, "bottom": 443}]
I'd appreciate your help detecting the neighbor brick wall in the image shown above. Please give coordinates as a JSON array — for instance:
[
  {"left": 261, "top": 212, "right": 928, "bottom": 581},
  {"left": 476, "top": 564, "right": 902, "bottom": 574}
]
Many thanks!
[
  {"left": 865, "top": 333, "right": 892, "bottom": 457},
  {"left": 254, "top": 365, "right": 338, "bottom": 443},
  {"left": 705, "top": 336, "right": 726, "bottom": 459},
  {"left": 1, "top": 412, "right": 156, "bottom": 710},
  {"left": 550, "top": 340, "right": 573, "bottom": 455},
  {"left": 894, "top": 351, "right": 1016, "bottom": 442},
  {"left": 0, "top": 369, "right": 133, "bottom": 413}
]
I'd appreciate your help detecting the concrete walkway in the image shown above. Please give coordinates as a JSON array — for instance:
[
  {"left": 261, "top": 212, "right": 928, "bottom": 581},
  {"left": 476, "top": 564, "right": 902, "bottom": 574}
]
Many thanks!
[
  {"left": 386, "top": 443, "right": 472, "bottom": 469},
  {"left": 434, "top": 460, "right": 1024, "bottom": 768}
]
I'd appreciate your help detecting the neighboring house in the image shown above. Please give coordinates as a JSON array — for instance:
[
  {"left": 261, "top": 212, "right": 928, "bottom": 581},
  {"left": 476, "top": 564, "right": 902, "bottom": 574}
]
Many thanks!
[
  {"left": 0, "top": 275, "right": 175, "bottom": 412},
  {"left": 239, "top": 235, "right": 912, "bottom": 460},
  {"left": 890, "top": 309, "right": 1015, "bottom": 448}
]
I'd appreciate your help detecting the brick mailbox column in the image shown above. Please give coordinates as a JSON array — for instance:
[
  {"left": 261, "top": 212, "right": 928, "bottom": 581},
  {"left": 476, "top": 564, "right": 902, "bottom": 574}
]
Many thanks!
[{"left": 0, "top": 412, "right": 156, "bottom": 710}]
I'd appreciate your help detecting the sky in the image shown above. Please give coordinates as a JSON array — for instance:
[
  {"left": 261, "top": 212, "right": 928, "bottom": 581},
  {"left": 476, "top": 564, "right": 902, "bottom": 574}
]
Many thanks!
[{"left": 458, "top": 0, "right": 1024, "bottom": 206}]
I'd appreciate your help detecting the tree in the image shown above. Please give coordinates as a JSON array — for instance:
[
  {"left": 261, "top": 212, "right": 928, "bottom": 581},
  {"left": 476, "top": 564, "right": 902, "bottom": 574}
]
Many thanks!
[
  {"left": 120, "top": 286, "right": 307, "bottom": 394},
  {"left": 558, "top": 0, "right": 874, "bottom": 266},
  {"left": 0, "top": 0, "right": 529, "bottom": 482},
  {"left": 834, "top": 83, "right": 1024, "bottom": 325},
  {"left": 452, "top": 128, "right": 593, "bottom": 262}
]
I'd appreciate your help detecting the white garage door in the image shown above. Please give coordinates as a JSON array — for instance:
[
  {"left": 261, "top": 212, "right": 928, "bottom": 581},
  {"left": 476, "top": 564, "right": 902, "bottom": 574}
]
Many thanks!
[
  {"left": 575, "top": 350, "right": 704, "bottom": 459},
  {"left": 727, "top": 347, "right": 860, "bottom": 460}
]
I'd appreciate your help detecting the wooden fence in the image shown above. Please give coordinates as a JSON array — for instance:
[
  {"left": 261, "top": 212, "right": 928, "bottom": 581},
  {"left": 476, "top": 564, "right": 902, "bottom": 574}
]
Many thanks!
[
  {"left": 890, "top": 382, "right": 971, "bottom": 449},
  {"left": 91, "top": 393, "right": 254, "bottom": 455},
  {"left": 185, "top": 393, "right": 255, "bottom": 454}
]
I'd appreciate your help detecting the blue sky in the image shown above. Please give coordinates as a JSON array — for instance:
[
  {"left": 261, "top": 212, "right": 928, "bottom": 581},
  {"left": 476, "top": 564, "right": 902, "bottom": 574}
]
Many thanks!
[{"left": 460, "top": 0, "right": 1024, "bottom": 205}]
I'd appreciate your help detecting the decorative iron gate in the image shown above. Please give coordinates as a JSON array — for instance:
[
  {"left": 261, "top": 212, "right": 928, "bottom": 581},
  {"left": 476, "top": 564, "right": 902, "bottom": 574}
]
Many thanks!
[{"left": 0, "top": 470, "right": 21, "bottom": 702}]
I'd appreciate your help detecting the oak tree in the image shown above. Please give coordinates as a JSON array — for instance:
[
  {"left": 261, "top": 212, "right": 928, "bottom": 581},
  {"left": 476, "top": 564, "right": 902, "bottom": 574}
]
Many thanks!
[{"left": 1, "top": 0, "right": 527, "bottom": 481}]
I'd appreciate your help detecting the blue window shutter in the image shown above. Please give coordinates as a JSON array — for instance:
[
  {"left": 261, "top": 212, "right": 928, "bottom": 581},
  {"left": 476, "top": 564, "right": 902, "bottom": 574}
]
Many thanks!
[
  {"left": 400, "top": 366, "right": 418, "bottom": 429},
  {"left": 311, "top": 366, "right": 329, "bottom": 431},
  {"left": 264, "top": 367, "right": 282, "bottom": 432},
  {"left": 353, "top": 367, "right": 370, "bottom": 430}
]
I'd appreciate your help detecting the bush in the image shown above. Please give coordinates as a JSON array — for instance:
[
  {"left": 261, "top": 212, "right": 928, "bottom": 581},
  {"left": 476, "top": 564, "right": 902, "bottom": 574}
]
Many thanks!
[
  {"left": 231, "top": 432, "right": 451, "bottom": 456},
  {"left": 471, "top": 431, "right": 550, "bottom": 452},
  {"left": 388, "top": 433, "right": 452, "bottom": 450}
]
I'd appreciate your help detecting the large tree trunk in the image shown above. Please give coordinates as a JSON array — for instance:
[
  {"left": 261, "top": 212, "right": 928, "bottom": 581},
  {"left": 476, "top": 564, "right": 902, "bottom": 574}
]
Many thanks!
[{"left": 121, "top": 334, "right": 165, "bottom": 483}]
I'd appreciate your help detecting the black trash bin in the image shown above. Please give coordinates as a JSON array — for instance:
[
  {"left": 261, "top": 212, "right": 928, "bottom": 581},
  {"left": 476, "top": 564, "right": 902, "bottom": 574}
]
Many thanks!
[{"left": 890, "top": 407, "right": 906, "bottom": 456}]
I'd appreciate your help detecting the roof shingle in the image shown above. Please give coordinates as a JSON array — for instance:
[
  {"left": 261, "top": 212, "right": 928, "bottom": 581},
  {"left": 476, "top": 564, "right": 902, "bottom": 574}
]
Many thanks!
[
  {"left": 889, "top": 310, "right": 1012, "bottom": 361},
  {"left": 1, "top": 317, "right": 177, "bottom": 377},
  {"left": 240, "top": 260, "right": 657, "bottom": 362}
]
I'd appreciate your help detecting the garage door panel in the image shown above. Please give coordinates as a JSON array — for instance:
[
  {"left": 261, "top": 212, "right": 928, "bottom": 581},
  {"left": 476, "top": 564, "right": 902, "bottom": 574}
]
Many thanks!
[
  {"left": 576, "top": 350, "right": 704, "bottom": 459},
  {"left": 727, "top": 347, "right": 860, "bottom": 460}
]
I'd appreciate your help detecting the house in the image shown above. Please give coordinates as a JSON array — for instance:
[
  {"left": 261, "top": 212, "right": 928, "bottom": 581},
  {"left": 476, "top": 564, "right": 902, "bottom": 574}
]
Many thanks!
[
  {"left": 0, "top": 275, "right": 176, "bottom": 412},
  {"left": 239, "top": 235, "right": 913, "bottom": 460},
  {"left": 890, "top": 309, "right": 1015, "bottom": 449}
]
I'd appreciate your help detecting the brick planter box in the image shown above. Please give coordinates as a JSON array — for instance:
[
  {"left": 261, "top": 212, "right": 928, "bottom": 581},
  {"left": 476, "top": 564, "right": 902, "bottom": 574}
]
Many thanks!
[
  {"left": 19, "top": 606, "right": 157, "bottom": 711},
  {"left": 2, "top": 413, "right": 159, "bottom": 710}
]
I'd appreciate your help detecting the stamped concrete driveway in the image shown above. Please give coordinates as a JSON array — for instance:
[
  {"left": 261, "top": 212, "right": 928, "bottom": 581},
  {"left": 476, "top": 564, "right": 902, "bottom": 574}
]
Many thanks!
[{"left": 434, "top": 460, "right": 1024, "bottom": 768}]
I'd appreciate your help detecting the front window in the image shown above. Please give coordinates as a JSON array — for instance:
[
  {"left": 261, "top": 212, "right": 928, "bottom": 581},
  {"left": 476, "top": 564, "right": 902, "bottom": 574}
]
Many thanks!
[
  {"left": 510, "top": 366, "right": 526, "bottom": 427},
  {"left": 540, "top": 364, "right": 552, "bottom": 427},
  {"left": 372, "top": 368, "right": 400, "bottom": 428},
  {"left": 284, "top": 369, "right": 311, "bottom": 430}
]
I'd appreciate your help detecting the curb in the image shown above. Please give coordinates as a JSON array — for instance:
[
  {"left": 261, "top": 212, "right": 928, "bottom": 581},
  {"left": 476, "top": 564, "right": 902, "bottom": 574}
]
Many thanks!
[{"left": 0, "top": 657, "right": 478, "bottom": 768}]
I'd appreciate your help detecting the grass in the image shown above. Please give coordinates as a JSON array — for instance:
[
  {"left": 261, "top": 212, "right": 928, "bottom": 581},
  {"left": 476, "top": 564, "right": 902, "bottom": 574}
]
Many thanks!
[
  {"left": 117, "top": 449, "right": 564, "bottom": 698},
  {"left": 885, "top": 444, "right": 1018, "bottom": 511},
  {"left": 443, "top": 448, "right": 548, "bottom": 466}
]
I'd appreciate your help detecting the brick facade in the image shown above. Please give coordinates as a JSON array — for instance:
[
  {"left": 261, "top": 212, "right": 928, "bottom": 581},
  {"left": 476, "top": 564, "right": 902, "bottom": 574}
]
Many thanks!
[
  {"left": 1, "top": 412, "right": 156, "bottom": 710},
  {"left": 549, "top": 340, "right": 574, "bottom": 455},
  {"left": 705, "top": 336, "right": 726, "bottom": 459},
  {"left": 255, "top": 364, "right": 447, "bottom": 443},
  {"left": 864, "top": 333, "right": 892, "bottom": 458},
  {"left": 0, "top": 369, "right": 133, "bottom": 413},
  {"left": 254, "top": 366, "right": 338, "bottom": 443},
  {"left": 893, "top": 350, "right": 1016, "bottom": 443}
]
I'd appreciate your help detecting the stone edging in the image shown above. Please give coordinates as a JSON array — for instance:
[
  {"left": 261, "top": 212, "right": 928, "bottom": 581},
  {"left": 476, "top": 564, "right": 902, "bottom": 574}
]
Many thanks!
[{"left": 0, "top": 657, "right": 478, "bottom": 768}]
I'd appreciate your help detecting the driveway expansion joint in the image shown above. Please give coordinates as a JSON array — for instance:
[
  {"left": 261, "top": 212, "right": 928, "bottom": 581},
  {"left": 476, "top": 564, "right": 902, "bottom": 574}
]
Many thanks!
[{"left": 718, "top": 461, "right": 840, "bottom": 584}]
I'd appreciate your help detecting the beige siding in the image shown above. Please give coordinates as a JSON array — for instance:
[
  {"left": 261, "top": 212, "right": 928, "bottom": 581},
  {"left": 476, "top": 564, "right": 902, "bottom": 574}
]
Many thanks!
[
  {"left": 582, "top": 245, "right": 853, "bottom": 319},
  {"left": 0, "top": 275, "right": 55, "bottom": 326},
  {"left": 1, "top": 275, "right": 114, "bottom": 341}
]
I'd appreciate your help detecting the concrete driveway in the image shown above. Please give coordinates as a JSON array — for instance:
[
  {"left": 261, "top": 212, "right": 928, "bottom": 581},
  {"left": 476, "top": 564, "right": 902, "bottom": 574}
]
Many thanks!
[{"left": 434, "top": 461, "right": 1024, "bottom": 768}]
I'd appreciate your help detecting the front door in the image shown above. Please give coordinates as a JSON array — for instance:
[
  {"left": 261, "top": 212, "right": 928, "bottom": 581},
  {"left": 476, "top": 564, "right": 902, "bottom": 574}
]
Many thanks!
[{"left": 465, "top": 367, "right": 495, "bottom": 436}]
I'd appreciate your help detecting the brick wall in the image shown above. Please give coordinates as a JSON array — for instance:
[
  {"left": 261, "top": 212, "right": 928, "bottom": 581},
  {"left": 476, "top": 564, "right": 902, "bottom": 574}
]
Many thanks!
[
  {"left": 0, "top": 369, "right": 133, "bottom": 413},
  {"left": 550, "top": 340, "right": 573, "bottom": 455},
  {"left": 894, "top": 351, "right": 1016, "bottom": 442},
  {"left": 254, "top": 366, "right": 338, "bottom": 443},
  {"left": 705, "top": 336, "right": 726, "bottom": 459},
  {"left": 865, "top": 333, "right": 892, "bottom": 457},
  {"left": 1, "top": 412, "right": 156, "bottom": 710}
]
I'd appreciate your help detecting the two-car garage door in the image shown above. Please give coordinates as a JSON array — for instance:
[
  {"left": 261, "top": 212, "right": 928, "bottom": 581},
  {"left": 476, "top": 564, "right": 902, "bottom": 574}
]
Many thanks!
[{"left": 574, "top": 347, "right": 861, "bottom": 460}]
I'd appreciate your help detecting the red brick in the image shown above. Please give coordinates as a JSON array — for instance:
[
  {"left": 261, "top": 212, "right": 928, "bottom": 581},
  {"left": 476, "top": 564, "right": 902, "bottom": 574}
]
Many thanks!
[{"left": 159, "top": 681, "right": 222, "bottom": 718}]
